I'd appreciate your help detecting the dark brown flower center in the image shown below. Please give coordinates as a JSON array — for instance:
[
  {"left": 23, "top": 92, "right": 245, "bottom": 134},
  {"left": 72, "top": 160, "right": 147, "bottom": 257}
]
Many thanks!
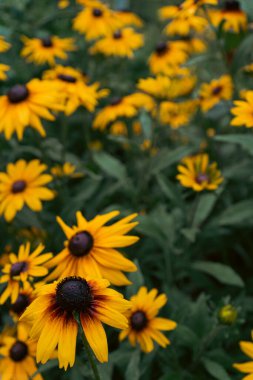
[
  {"left": 113, "top": 30, "right": 122, "bottom": 39},
  {"left": 196, "top": 173, "right": 209, "bottom": 184},
  {"left": 12, "top": 180, "right": 27, "bottom": 194},
  {"left": 9, "top": 341, "right": 28, "bottom": 362},
  {"left": 10, "top": 261, "right": 28, "bottom": 277},
  {"left": 110, "top": 97, "right": 122, "bottom": 106},
  {"left": 212, "top": 85, "right": 222, "bottom": 95},
  {"left": 10, "top": 294, "right": 30, "bottom": 314},
  {"left": 7, "top": 85, "right": 29, "bottom": 104},
  {"left": 58, "top": 74, "right": 77, "bottom": 83},
  {"left": 224, "top": 0, "right": 240, "bottom": 11},
  {"left": 41, "top": 36, "right": 53, "bottom": 47},
  {"left": 56, "top": 276, "right": 92, "bottom": 312},
  {"left": 131, "top": 311, "right": 148, "bottom": 331},
  {"left": 69, "top": 231, "right": 94, "bottom": 257},
  {"left": 93, "top": 8, "right": 103, "bottom": 17},
  {"left": 155, "top": 42, "right": 168, "bottom": 56}
]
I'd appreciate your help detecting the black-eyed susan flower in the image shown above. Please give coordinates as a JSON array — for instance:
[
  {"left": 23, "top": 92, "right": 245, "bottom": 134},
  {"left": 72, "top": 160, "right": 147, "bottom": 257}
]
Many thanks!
[
  {"left": 20, "top": 276, "right": 130, "bottom": 368},
  {"left": 21, "top": 35, "right": 76, "bottom": 66},
  {"left": 43, "top": 65, "right": 109, "bottom": 115},
  {"left": 0, "top": 159, "right": 54, "bottom": 221},
  {"left": 163, "top": 12, "right": 207, "bottom": 37},
  {"left": 230, "top": 91, "right": 253, "bottom": 128},
  {"left": 9, "top": 282, "right": 35, "bottom": 318},
  {"left": 119, "top": 287, "right": 177, "bottom": 353},
  {"left": 234, "top": 336, "right": 253, "bottom": 379},
  {"left": 115, "top": 9, "right": 143, "bottom": 28},
  {"left": 73, "top": 1, "right": 121, "bottom": 40},
  {"left": 0, "top": 36, "right": 10, "bottom": 52},
  {"left": 199, "top": 75, "right": 233, "bottom": 112},
  {"left": 46, "top": 211, "right": 138, "bottom": 285},
  {"left": 149, "top": 41, "right": 188, "bottom": 75},
  {"left": 0, "top": 330, "right": 42, "bottom": 380},
  {"left": 209, "top": 1, "right": 247, "bottom": 33},
  {"left": 0, "top": 79, "right": 64, "bottom": 140},
  {"left": 51, "top": 162, "right": 83, "bottom": 178},
  {"left": 177, "top": 153, "right": 223, "bottom": 191},
  {"left": 0, "top": 63, "right": 9, "bottom": 80},
  {"left": 89, "top": 28, "right": 144, "bottom": 58},
  {"left": 0, "top": 242, "right": 52, "bottom": 304},
  {"left": 159, "top": 100, "right": 198, "bottom": 129}
]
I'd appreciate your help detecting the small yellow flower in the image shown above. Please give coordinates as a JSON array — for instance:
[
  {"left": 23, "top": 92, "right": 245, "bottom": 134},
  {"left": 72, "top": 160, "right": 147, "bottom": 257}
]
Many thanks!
[
  {"left": 119, "top": 287, "right": 177, "bottom": 353},
  {"left": 177, "top": 153, "right": 223, "bottom": 191},
  {"left": 231, "top": 91, "right": 253, "bottom": 128},
  {"left": 199, "top": 75, "right": 233, "bottom": 112},
  {"left": 0, "top": 36, "right": 11, "bottom": 52},
  {"left": 159, "top": 100, "right": 198, "bottom": 129},
  {"left": 58, "top": 0, "right": 69, "bottom": 8},
  {"left": 51, "top": 162, "right": 83, "bottom": 178},
  {"left": 218, "top": 304, "right": 238, "bottom": 325},
  {"left": 149, "top": 41, "right": 188, "bottom": 75},
  {"left": 209, "top": 1, "right": 247, "bottom": 33},
  {"left": 163, "top": 14, "right": 207, "bottom": 36}
]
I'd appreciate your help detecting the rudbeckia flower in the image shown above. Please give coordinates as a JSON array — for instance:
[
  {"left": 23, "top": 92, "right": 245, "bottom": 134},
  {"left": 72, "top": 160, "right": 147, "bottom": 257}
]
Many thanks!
[
  {"left": 0, "top": 159, "right": 55, "bottom": 221},
  {"left": 0, "top": 330, "right": 42, "bottom": 380},
  {"left": 182, "top": 0, "right": 218, "bottom": 9},
  {"left": 9, "top": 282, "right": 35, "bottom": 318},
  {"left": 0, "top": 242, "right": 52, "bottom": 304},
  {"left": 46, "top": 211, "right": 138, "bottom": 285},
  {"left": 115, "top": 9, "right": 143, "bottom": 27},
  {"left": 0, "top": 36, "right": 10, "bottom": 52},
  {"left": 163, "top": 13, "right": 207, "bottom": 36},
  {"left": 0, "top": 79, "right": 64, "bottom": 140},
  {"left": 43, "top": 65, "right": 109, "bottom": 115},
  {"left": 21, "top": 35, "right": 76, "bottom": 66},
  {"left": 199, "top": 75, "right": 233, "bottom": 112},
  {"left": 0, "top": 63, "right": 9, "bottom": 80},
  {"left": 159, "top": 100, "right": 198, "bottom": 129},
  {"left": 176, "top": 153, "right": 223, "bottom": 191},
  {"left": 51, "top": 162, "right": 83, "bottom": 178},
  {"left": 149, "top": 41, "right": 188, "bottom": 75},
  {"left": 89, "top": 28, "right": 144, "bottom": 58},
  {"left": 234, "top": 338, "right": 253, "bottom": 379},
  {"left": 73, "top": 1, "right": 121, "bottom": 40},
  {"left": 231, "top": 91, "right": 253, "bottom": 128},
  {"left": 209, "top": 1, "right": 247, "bottom": 33},
  {"left": 20, "top": 276, "right": 130, "bottom": 368},
  {"left": 119, "top": 287, "right": 177, "bottom": 353}
]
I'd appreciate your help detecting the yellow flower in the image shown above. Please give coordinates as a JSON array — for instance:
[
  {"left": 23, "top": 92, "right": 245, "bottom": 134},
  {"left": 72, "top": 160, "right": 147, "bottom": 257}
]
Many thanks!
[
  {"left": 119, "top": 287, "right": 177, "bottom": 353},
  {"left": 90, "top": 28, "right": 144, "bottom": 58},
  {"left": 9, "top": 282, "right": 35, "bottom": 318},
  {"left": 20, "top": 276, "right": 130, "bottom": 368},
  {"left": 179, "top": 37, "right": 207, "bottom": 54},
  {"left": 199, "top": 75, "right": 233, "bottom": 112},
  {"left": 43, "top": 65, "right": 109, "bottom": 115},
  {"left": 0, "top": 330, "right": 42, "bottom": 380},
  {"left": 51, "top": 162, "right": 83, "bottom": 178},
  {"left": 0, "top": 36, "right": 10, "bottom": 52},
  {"left": 209, "top": 1, "right": 247, "bottom": 33},
  {"left": 149, "top": 41, "right": 188, "bottom": 75},
  {"left": 73, "top": 1, "right": 121, "bottom": 40},
  {"left": 115, "top": 9, "right": 143, "bottom": 28},
  {"left": 58, "top": 0, "right": 69, "bottom": 8},
  {"left": 234, "top": 337, "right": 253, "bottom": 379},
  {"left": 0, "top": 242, "right": 52, "bottom": 304},
  {"left": 0, "top": 63, "right": 9, "bottom": 80},
  {"left": 231, "top": 91, "right": 253, "bottom": 128},
  {"left": 163, "top": 14, "right": 207, "bottom": 36},
  {"left": 21, "top": 36, "right": 76, "bottom": 66},
  {"left": 159, "top": 100, "right": 198, "bottom": 129},
  {"left": 110, "top": 121, "right": 128, "bottom": 136},
  {"left": 0, "top": 79, "right": 64, "bottom": 140},
  {"left": 183, "top": 0, "right": 218, "bottom": 7},
  {"left": 0, "top": 159, "right": 54, "bottom": 221},
  {"left": 177, "top": 153, "right": 223, "bottom": 191},
  {"left": 46, "top": 211, "right": 139, "bottom": 285}
]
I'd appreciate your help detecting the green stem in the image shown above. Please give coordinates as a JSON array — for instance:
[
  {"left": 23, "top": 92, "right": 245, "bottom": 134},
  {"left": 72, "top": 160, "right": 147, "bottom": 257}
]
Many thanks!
[{"left": 79, "top": 323, "right": 101, "bottom": 380}]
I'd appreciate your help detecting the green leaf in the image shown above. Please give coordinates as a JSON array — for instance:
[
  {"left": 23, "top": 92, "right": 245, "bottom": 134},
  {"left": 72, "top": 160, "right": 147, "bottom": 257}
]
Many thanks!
[
  {"left": 150, "top": 146, "right": 194, "bottom": 174},
  {"left": 214, "top": 134, "right": 253, "bottom": 156},
  {"left": 93, "top": 151, "right": 127, "bottom": 180},
  {"left": 193, "top": 190, "right": 223, "bottom": 227},
  {"left": 125, "top": 350, "right": 140, "bottom": 380},
  {"left": 192, "top": 261, "right": 244, "bottom": 287},
  {"left": 217, "top": 199, "right": 253, "bottom": 226},
  {"left": 139, "top": 110, "right": 152, "bottom": 140},
  {"left": 203, "top": 358, "right": 230, "bottom": 380}
]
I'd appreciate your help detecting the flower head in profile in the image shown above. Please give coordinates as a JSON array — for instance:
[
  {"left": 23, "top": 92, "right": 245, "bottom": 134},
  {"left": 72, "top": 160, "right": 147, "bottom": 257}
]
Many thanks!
[
  {"left": 51, "top": 162, "right": 83, "bottom": 179},
  {"left": 43, "top": 65, "right": 109, "bottom": 115},
  {"left": 0, "top": 159, "right": 54, "bottom": 221},
  {"left": 0, "top": 36, "right": 10, "bottom": 52},
  {"left": 199, "top": 75, "right": 233, "bottom": 112},
  {"left": 209, "top": 1, "right": 247, "bottom": 33},
  {"left": 149, "top": 41, "right": 188, "bottom": 75},
  {"left": 90, "top": 28, "right": 144, "bottom": 58},
  {"left": 230, "top": 91, "right": 253, "bottom": 128},
  {"left": 0, "top": 328, "right": 42, "bottom": 380},
  {"left": 0, "top": 79, "right": 64, "bottom": 140},
  {"left": 21, "top": 35, "right": 76, "bottom": 66},
  {"left": 46, "top": 211, "right": 139, "bottom": 285},
  {"left": 0, "top": 242, "right": 52, "bottom": 304},
  {"left": 177, "top": 153, "right": 223, "bottom": 191},
  {"left": 119, "top": 287, "right": 177, "bottom": 353},
  {"left": 20, "top": 276, "right": 130, "bottom": 369},
  {"left": 163, "top": 12, "right": 207, "bottom": 37},
  {"left": 233, "top": 334, "right": 253, "bottom": 379}
]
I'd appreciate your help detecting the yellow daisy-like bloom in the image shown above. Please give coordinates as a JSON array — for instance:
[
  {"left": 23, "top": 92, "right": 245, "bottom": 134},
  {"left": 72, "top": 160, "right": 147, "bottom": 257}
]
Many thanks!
[
  {"left": 149, "top": 41, "right": 188, "bottom": 75},
  {"left": 159, "top": 100, "right": 198, "bottom": 129},
  {"left": 21, "top": 36, "right": 76, "bottom": 66},
  {"left": 43, "top": 65, "right": 109, "bottom": 115},
  {"left": 0, "top": 159, "right": 55, "bottom": 221},
  {"left": 20, "top": 276, "right": 130, "bottom": 368},
  {"left": 46, "top": 211, "right": 138, "bottom": 285},
  {"left": 230, "top": 91, "right": 253, "bottom": 128},
  {"left": 199, "top": 75, "right": 233, "bottom": 112},
  {"left": 159, "top": 5, "right": 186, "bottom": 21},
  {"left": 0, "top": 79, "right": 64, "bottom": 140},
  {"left": 93, "top": 93, "right": 155, "bottom": 131},
  {"left": 0, "top": 36, "right": 10, "bottom": 52},
  {"left": 51, "top": 162, "right": 83, "bottom": 178},
  {"left": 115, "top": 9, "right": 143, "bottom": 27},
  {"left": 0, "top": 63, "right": 10, "bottom": 80},
  {"left": 119, "top": 287, "right": 177, "bottom": 353},
  {"left": 233, "top": 336, "right": 253, "bottom": 379},
  {"left": 90, "top": 28, "right": 144, "bottom": 58},
  {"left": 0, "top": 330, "right": 42, "bottom": 380},
  {"left": 183, "top": 0, "right": 218, "bottom": 9},
  {"left": 0, "top": 242, "right": 52, "bottom": 304},
  {"left": 176, "top": 153, "right": 223, "bottom": 191},
  {"left": 209, "top": 1, "right": 247, "bottom": 33},
  {"left": 180, "top": 36, "right": 207, "bottom": 54},
  {"left": 73, "top": 2, "right": 121, "bottom": 40},
  {"left": 9, "top": 282, "right": 35, "bottom": 318},
  {"left": 164, "top": 14, "right": 207, "bottom": 36}
]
